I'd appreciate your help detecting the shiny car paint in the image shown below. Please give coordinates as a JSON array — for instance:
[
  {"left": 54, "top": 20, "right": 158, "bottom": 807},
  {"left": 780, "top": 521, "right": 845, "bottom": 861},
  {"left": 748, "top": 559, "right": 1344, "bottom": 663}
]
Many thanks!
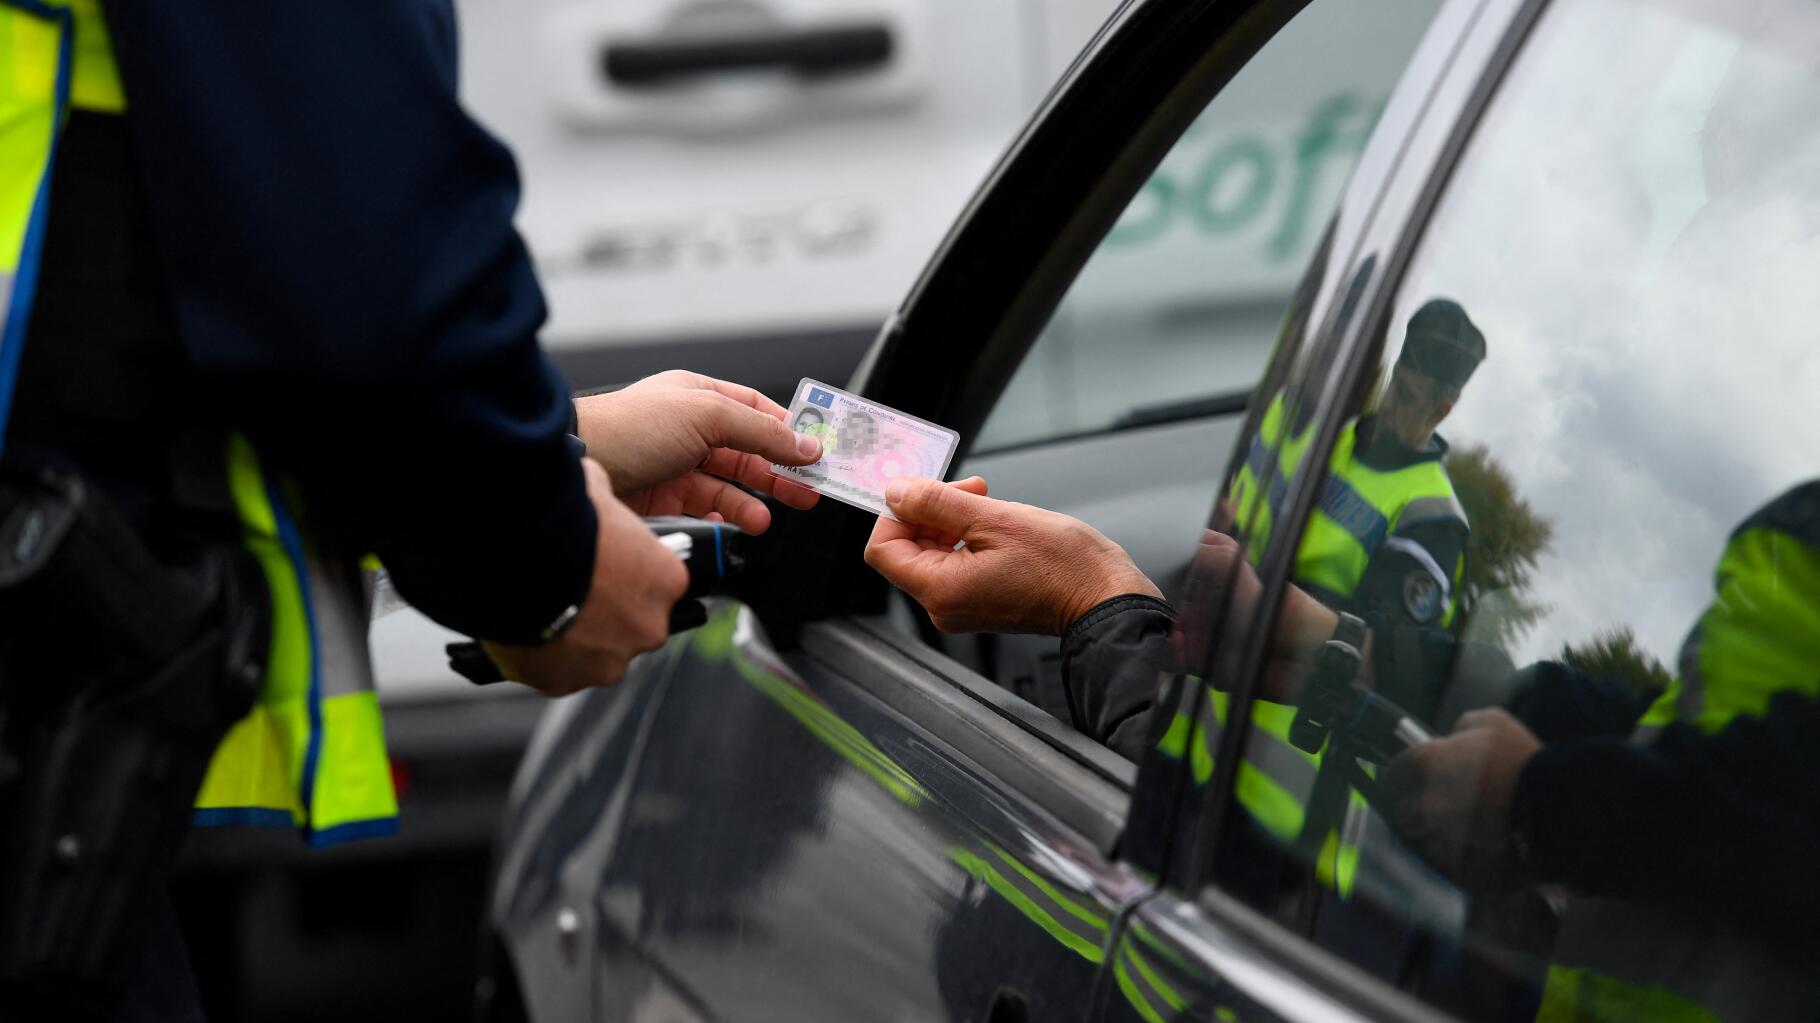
[
  {"left": 492, "top": 605, "right": 1146, "bottom": 1020},
  {"left": 484, "top": 0, "right": 1527, "bottom": 1019}
]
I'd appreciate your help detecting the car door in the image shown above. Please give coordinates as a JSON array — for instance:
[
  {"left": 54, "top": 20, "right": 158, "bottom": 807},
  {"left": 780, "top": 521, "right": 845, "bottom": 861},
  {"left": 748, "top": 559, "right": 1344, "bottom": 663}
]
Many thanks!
[
  {"left": 1081, "top": 0, "right": 1523, "bottom": 1016},
  {"left": 1104, "top": 0, "right": 1820, "bottom": 1021},
  {"left": 484, "top": 0, "right": 1445, "bottom": 1019}
]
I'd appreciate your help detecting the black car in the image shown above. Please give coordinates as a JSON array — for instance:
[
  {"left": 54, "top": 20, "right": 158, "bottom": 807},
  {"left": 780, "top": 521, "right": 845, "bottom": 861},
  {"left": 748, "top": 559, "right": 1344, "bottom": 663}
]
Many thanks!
[{"left": 484, "top": 0, "right": 1820, "bottom": 1019}]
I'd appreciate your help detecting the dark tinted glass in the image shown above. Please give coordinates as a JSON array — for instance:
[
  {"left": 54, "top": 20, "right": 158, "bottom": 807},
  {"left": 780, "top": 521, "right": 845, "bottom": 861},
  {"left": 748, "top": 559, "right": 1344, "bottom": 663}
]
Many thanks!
[{"left": 1200, "top": 1, "right": 1820, "bottom": 1019}]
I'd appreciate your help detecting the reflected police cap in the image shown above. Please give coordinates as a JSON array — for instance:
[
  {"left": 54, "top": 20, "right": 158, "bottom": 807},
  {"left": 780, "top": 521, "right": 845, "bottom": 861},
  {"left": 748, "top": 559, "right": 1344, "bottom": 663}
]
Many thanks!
[{"left": 1398, "top": 298, "right": 1486, "bottom": 388}]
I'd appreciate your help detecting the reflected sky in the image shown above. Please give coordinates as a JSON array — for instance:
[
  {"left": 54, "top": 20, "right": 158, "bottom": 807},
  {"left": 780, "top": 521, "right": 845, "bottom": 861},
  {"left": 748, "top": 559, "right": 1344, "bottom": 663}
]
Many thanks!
[{"left": 1381, "top": 0, "right": 1820, "bottom": 665}]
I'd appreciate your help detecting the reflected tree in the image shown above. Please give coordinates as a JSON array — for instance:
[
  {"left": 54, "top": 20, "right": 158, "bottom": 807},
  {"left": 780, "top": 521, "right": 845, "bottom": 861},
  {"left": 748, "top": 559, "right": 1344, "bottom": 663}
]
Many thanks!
[
  {"left": 1444, "top": 443, "right": 1554, "bottom": 649},
  {"left": 1560, "top": 626, "right": 1672, "bottom": 701}
]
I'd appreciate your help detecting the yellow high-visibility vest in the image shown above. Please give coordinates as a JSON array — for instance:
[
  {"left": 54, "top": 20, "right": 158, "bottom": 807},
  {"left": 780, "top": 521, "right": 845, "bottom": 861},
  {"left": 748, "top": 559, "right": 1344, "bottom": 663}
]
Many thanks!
[
  {"left": 1203, "top": 390, "right": 1467, "bottom": 894},
  {"left": 1538, "top": 486, "right": 1820, "bottom": 1022},
  {"left": 1231, "top": 390, "right": 1466, "bottom": 625},
  {"left": 0, "top": 0, "right": 397, "bottom": 845}
]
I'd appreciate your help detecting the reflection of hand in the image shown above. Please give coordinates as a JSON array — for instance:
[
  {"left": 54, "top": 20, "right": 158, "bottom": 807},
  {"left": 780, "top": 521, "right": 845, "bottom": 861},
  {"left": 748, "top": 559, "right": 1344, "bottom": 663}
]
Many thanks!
[
  {"left": 575, "top": 371, "right": 821, "bottom": 534},
  {"left": 483, "top": 460, "right": 690, "bottom": 695},
  {"left": 1384, "top": 707, "right": 1542, "bottom": 891},
  {"left": 864, "top": 477, "right": 1161, "bottom": 636},
  {"left": 1209, "top": 495, "right": 1240, "bottom": 535},
  {"left": 1177, "top": 530, "right": 1342, "bottom": 700},
  {"left": 1174, "top": 530, "right": 1257, "bottom": 672}
]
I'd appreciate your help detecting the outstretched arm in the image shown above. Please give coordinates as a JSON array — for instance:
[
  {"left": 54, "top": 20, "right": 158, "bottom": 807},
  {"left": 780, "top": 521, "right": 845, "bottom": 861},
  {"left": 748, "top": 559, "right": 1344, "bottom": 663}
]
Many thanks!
[{"left": 863, "top": 477, "right": 1159, "bottom": 636}]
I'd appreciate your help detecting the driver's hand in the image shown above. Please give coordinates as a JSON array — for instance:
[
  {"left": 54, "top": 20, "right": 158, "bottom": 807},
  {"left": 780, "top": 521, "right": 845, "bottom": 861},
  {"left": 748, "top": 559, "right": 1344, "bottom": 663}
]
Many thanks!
[
  {"left": 575, "top": 370, "right": 821, "bottom": 534},
  {"left": 483, "top": 460, "right": 690, "bottom": 695},
  {"left": 1384, "top": 707, "right": 1542, "bottom": 891},
  {"left": 864, "top": 476, "right": 1161, "bottom": 636}
]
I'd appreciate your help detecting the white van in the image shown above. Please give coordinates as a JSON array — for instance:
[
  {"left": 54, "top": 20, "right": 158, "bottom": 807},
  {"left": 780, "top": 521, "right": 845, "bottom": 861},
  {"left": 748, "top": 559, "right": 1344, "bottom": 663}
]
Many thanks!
[{"left": 459, "top": 0, "right": 1129, "bottom": 401}]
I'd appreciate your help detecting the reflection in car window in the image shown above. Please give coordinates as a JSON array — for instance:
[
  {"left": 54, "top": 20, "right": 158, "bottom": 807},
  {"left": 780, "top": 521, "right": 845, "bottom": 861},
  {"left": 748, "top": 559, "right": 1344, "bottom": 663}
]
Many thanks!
[
  {"left": 973, "top": 0, "right": 1441, "bottom": 452},
  {"left": 1204, "top": 1, "right": 1820, "bottom": 1020}
]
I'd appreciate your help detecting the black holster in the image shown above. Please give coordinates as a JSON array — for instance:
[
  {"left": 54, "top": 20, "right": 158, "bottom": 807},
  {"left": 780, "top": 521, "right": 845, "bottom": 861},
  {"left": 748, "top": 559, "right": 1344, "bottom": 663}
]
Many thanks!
[{"left": 0, "top": 460, "right": 269, "bottom": 1020}]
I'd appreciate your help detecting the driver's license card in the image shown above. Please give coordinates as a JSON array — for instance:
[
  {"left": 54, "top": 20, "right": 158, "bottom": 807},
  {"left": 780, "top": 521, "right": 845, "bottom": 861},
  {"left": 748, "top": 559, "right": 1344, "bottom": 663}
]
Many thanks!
[{"left": 771, "top": 378, "right": 959, "bottom": 519}]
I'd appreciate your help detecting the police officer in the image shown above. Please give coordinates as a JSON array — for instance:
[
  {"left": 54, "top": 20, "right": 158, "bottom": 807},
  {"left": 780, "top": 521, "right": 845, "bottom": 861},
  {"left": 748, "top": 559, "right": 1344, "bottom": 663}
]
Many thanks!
[
  {"left": 1229, "top": 297, "right": 1484, "bottom": 634},
  {"left": 1385, "top": 482, "right": 1820, "bottom": 1021},
  {"left": 0, "top": 1, "right": 818, "bottom": 1017},
  {"left": 1179, "top": 298, "right": 1485, "bottom": 892}
]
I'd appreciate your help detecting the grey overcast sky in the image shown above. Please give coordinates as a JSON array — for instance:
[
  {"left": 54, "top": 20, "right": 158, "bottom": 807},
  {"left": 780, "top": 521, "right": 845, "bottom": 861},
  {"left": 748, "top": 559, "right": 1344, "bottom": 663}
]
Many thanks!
[{"left": 1382, "top": 0, "right": 1820, "bottom": 666}]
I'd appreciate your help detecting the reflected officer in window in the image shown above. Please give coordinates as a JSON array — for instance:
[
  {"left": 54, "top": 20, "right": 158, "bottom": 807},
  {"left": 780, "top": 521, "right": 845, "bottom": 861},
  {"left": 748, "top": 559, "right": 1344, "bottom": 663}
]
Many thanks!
[{"left": 1227, "top": 298, "right": 1486, "bottom": 636}]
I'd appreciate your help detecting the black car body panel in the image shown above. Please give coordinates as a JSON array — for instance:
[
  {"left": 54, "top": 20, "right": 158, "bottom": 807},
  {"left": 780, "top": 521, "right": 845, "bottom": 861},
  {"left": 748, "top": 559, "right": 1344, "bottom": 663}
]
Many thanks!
[
  {"left": 484, "top": 0, "right": 1557, "bottom": 1019},
  {"left": 492, "top": 604, "right": 1148, "bottom": 1021}
]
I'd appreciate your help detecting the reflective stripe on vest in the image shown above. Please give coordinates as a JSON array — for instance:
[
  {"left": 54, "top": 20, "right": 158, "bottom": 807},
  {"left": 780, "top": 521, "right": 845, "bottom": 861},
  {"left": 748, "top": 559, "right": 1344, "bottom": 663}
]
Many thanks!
[
  {"left": 1162, "top": 682, "right": 1464, "bottom": 908},
  {"left": 1161, "top": 683, "right": 1363, "bottom": 894},
  {"left": 1539, "top": 485, "right": 1820, "bottom": 1022},
  {"left": 1229, "top": 393, "right": 1310, "bottom": 559},
  {"left": 192, "top": 435, "right": 398, "bottom": 844},
  {"left": 0, "top": 1, "right": 123, "bottom": 455},
  {"left": 0, "top": 1, "right": 69, "bottom": 459},
  {"left": 1535, "top": 965, "right": 1718, "bottom": 1023},
  {"left": 0, "top": 3, "right": 396, "bottom": 844}
]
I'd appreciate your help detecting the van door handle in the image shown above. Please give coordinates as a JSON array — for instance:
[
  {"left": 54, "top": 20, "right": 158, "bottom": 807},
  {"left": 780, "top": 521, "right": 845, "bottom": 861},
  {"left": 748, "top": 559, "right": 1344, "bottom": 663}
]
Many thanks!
[{"left": 602, "top": 22, "right": 892, "bottom": 86}]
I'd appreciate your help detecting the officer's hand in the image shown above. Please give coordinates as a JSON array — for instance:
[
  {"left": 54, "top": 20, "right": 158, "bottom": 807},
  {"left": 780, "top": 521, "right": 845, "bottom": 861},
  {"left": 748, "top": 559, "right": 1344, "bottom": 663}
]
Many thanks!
[
  {"left": 575, "top": 371, "right": 821, "bottom": 534},
  {"left": 1384, "top": 707, "right": 1542, "bottom": 890},
  {"left": 483, "top": 460, "right": 689, "bottom": 695},
  {"left": 865, "top": 477, "right": 1161, "bottom": 636}
]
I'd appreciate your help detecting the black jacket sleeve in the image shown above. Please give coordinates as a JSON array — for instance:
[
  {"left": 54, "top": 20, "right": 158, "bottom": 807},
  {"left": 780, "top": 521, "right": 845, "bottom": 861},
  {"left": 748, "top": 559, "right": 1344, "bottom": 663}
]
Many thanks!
[
  {"left": 1058, "top": 592, "right": 1482, "bottom": 759},
  {"left": 1513, "top": 687, "right": 1820, "bottom": 937},
  {"left": 99, "top": 0, "right": 594, "bottom": 642},
  {"left": 1503, "top": 659, "right": 1649, "bottom": 744},
  {"left": 1060, "top": 596, "right": 1176, "bottom": 761}
]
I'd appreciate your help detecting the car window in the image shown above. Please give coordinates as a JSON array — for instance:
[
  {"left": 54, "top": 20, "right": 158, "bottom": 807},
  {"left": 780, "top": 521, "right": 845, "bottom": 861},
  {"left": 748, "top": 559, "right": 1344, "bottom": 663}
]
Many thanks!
[
  {"left": 1201, "top": 1, "right": 1820, "bottom": 1019},
  {"left": 973, "top": 0, "right": 1442, "bottom": 453}
]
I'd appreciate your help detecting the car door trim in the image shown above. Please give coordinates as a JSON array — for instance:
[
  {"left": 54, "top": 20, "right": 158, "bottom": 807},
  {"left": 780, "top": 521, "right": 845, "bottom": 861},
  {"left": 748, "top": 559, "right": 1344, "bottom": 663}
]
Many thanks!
[
  {"left": 1127, "top": 886, "right": 1459, "bottom": 1023},
  {"left": 802, "top": 618, "right": 1131, "bottom": 853},
  {"left": 848, "top": 615, "right": 1138, "bottom": 786}
]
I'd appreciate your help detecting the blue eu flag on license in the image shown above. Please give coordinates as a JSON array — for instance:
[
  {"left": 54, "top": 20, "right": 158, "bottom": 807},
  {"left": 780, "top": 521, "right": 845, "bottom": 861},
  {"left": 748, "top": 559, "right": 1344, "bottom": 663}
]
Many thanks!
[{"left": 808, "top": 387, "right": 836, "bottom": 409}]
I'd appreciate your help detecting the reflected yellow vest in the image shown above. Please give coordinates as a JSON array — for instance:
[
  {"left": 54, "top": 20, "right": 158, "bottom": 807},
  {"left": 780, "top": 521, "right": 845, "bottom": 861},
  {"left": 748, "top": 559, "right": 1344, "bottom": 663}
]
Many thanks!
[
  {"left": 0, "top": 0, "right": 397, "bottom": 845},
  {"left": 1230, "top": 391, "right": 1465, "bottom": 624},
  {"left": 1194, "top": 391, "right": 1466, "bottom": 893},
  {"left": 1538, "top": 488, "right": 1820, "bottom": 1023}
]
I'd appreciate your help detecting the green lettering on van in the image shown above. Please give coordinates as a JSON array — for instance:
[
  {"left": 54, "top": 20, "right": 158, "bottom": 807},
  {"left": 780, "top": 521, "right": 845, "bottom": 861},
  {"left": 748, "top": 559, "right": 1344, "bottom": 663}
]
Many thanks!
[{"left": 1106, "top": 91, "right": 1385, "bottom": 259}]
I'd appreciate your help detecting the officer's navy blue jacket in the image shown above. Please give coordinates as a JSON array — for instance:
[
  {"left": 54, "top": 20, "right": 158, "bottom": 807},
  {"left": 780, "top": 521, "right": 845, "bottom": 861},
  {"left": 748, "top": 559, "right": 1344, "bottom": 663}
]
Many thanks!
[{"left": 17, "top": 1, "right": 594, "bottom": 642}]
